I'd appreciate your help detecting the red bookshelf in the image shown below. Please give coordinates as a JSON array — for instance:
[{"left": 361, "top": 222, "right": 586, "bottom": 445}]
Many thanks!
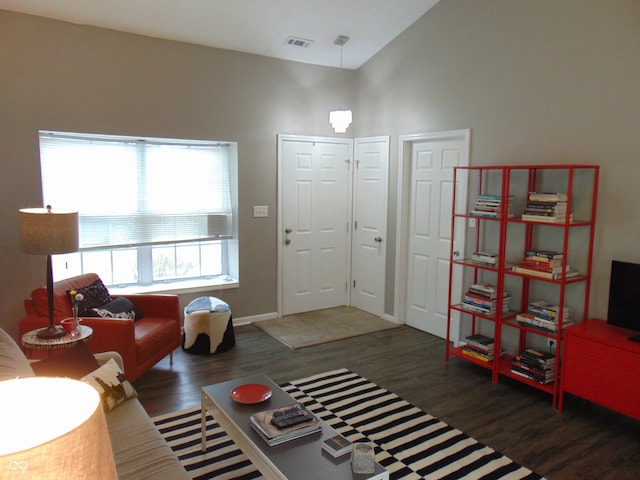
[{"left": 445, "top": 164, "right": 599, "bottom": 407}]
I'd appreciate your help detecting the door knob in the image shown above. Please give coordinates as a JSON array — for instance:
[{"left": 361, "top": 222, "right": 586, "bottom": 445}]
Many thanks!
[
  {"left": 285, "top": 227, "right": 292, "bottom": 234},
  {"left": 374, "top": 236, "right": 382, "bottom": 243},
  {"left": 285, "top": 239, "right": 291, "bottom": 245}
]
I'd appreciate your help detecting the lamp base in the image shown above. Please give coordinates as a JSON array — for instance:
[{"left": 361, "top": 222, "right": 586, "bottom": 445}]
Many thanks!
[{"left": 36, "top": 325, "right": 65, "bottom": 339}]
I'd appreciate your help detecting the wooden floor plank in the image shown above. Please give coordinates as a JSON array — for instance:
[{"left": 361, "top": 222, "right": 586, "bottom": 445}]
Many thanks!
[{"left": 134, "top": 322, "right": 640, "bottom": 479}]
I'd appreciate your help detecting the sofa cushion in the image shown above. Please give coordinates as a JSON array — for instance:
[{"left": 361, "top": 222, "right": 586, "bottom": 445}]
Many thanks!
[
  {"left": 94, "top": 297, "right": 143, "bottom": 321},
  {"left": 31, "top": 272, "right": 102, "bottom": 318},
  {"left": 106, "top": 399, "right": 190, "bottom": 480},
  {"left": 0, "top": 328, "right": 35, "bottom": 381},
  {"left": 82, "top": 358, "right": 138, "bottom": 413},
  {"left": 31, "top": 341, "right": 99, "bottom": 379},
  {"left": 31, "top": 286, "right": 73, "bottom": 318},
  {"left": 69, "top": 278, "right": 112, "bottom": 317},
  {"left": 134, "top": 317, "right": 178, "bottom": 364}
]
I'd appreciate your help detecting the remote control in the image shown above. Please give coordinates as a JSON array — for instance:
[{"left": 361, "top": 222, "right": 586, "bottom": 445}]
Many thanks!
[
  {"left": 271, "top": 414, "right": 313, "bottom": 429},
  {"left": 272, "top": 405, "right": 305, "bottom": 420},
  {"left": 271, "top": 404, "right": 314, "bottom": 428}
]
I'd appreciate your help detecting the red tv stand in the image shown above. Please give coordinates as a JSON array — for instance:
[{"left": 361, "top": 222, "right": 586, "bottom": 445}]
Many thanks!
[{"left": 560, "top": 319, "right": 640, "bottom": 420}]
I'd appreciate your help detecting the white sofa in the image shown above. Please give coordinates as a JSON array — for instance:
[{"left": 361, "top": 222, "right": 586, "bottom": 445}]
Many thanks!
[{"left": 0, "top": 328, "right": 190, "bottom": 480}]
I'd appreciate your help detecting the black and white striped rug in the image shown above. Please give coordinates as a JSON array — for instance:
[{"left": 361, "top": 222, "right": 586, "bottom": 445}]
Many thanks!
[{"left": 153, "top": 368, "right": 545, "bottom": 480}]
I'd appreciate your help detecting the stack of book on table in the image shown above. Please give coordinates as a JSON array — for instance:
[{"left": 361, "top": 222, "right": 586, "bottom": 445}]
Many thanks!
[
  {"left": 511, "top": 249, "right": 579, "bottom": 280},
  {"left": 321, "top": 433, "right": 352, "bottom": 458},
  {"left": 515, "top": 299, "right": 573, "bottom": 332},
  {"left": 461, "top": 283, "right": 511, "bottom": 315},
  {"left": 510, "top": 348, "right": 556, "bottom": 384},
  {"left": 461, "top": 334, "right": 496, "bottom": 362},
  {"left": 250, "top": 403, "right": 322, "bottom": 446},
  {"left": 521, "top": 192, "right": 573, "bottom": 223},
  {"left": 469, "top": 194, "right": 513, "bottom": 218}
]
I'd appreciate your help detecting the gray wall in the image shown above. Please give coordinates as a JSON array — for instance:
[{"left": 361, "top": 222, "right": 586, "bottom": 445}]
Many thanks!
[
  {"left": 0, "top": 9, "right": 354, "bottom": 336},
  {"left": 1, "top": 0, "right": 639, "bottom": 337},
  {"left": 354, "top": 0, "right": 640, "bottom": 319}
]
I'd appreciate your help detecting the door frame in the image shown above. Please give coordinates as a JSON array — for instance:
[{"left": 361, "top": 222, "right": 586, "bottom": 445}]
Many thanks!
[
  {"left": 277, "top": 134, "right": 354, "bottom": 317},
  {"left": 394, "top": 129, "right": 471, "bottom": 328}
]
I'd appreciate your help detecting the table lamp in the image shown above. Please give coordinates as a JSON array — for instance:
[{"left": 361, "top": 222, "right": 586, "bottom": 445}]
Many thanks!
[
  {"left": 19, "top": 205, "right": 79, "bottom": 339},
  {"left": 0, "top": 377, "right": 117, "bottom": 479}
]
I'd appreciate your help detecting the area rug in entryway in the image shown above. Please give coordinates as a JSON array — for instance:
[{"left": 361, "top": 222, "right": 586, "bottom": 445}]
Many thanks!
[
  {"left": 253, "top": 306, "right": 401, "bottom": 349},
  {"left": 153, "top": 368, "right": 546, "bottom": 480}
]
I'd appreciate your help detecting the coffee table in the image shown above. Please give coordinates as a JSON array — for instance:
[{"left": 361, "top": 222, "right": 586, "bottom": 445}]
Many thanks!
[{"left": 201, "top": 374, "right": 388, "bottom": 480}]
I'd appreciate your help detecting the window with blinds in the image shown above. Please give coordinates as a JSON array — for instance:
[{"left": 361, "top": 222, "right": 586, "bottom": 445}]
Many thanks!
[{"left": 38, "top": 131, "right": 238, "bottom": 291}]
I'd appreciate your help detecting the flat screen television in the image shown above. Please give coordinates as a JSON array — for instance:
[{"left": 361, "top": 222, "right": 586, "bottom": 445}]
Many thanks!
[{"left": 607, "top": 260, "right": 640, "bottom": 337}]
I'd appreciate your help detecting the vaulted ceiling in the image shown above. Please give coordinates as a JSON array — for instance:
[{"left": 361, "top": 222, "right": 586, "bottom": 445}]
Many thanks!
[{"left": 0, "top": 0, "right": 439, "bottom": 69}]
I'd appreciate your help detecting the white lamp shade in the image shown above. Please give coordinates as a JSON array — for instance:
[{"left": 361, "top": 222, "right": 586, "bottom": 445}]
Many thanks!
[
  {"left": 329, "top": 109, "right": 353, "bottom": 133},
  {"left": 0, "top": 377, "right": 117, "bottom": 479}
]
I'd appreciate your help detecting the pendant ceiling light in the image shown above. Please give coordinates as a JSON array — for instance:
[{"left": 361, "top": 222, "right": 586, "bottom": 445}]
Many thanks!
[{"left": 329, "top": 35, "right": 352, "bottom": 134}]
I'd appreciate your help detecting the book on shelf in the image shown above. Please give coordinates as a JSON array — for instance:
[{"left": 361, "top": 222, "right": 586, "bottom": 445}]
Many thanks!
[
  {"left": 462, "top": 347, "right": 493, "bottom": 362},
  {"left": 510, "top": 364, "right": 554, "bottom": 384},
  {"left": 461, "top": 299, "right": 511, "bottom": 315},
  {"left": 521, "top": 212, "right": 574, "bottom": 223},
  {"left": 461, "top": 302, "right": 495, "bottom": 315},
  {"left": 527, "top": 300, "right": 569, "bottom": 320},
  {"left": 518, "top": 261, "right": 565, "bottom": 274},
  {"left": 467, "top": 283, "right": 508, "bottom": 299},
  {"left": 527, "top": 192, "right": 568, "bottom": 202},
  {"left": 511, "top": 358, "right": 554, "bottom": 375},
  {"left": 521, "top": 193, "right": 573, "bottom": 222},
  {"left": 474, "top": 194, "right": 503, "bottom": 201},
  {"left": 525, "top": 249, "right": 563, "bottom": 260},
  {"left": 511, "top": 347, "right": 556, "bottom": 384},
  {"left": 463, "top": 293, "right": 495, "bottom": 308},
  {"left": 523, "top": 257, "right": 563, "bottom": 268},
  {"left": 512, "top": 264, "right": 580, "bottom": 280},
  {"left": 515, "top": 313, "right": 574, "bottom": 332},
  {"left": 471, "top": 251, "right": 497, "bottom": 266},
  {"left": 250, "top": 403, "right": 322, "bottom": 446},
  {"left": 469, "top": 194, "right": 513, "bottom": 218},
  {"left": 523, "top": 201, "right": 567, "bottom": 213},
  {"left": 460, "top": 334, "right": 506, "bottom": 362},
  {"left": 517, "top": 348, "right": 556, "bottom": 367},
  {"left": 462, "top": 342, "right": 493, "bottom": 356},
  {"left": 463, "top": 334, "right": 494, "bottom": 350},
  {"left": 462, "top": 283, "right": 511, "bottom": 314},
  {"left": 322, "top": 433, "right": 352, "bottom": 457}
]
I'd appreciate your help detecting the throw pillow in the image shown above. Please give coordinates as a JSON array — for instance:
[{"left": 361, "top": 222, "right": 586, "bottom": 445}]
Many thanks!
[
  {"left": 0, "top": 328, "right": 35, "bottom": 380},
  {"left": 67, "top": 279, "right": 112, "bottom": 317},
  {"left": 93, "top": 297, "right": 143, "bottom": 321},
  {"left": 82, "top": 358, "right": 138, "bottom": 413},
  {"left": 31, "top": 341, "right": 99, "bottom": 379}
]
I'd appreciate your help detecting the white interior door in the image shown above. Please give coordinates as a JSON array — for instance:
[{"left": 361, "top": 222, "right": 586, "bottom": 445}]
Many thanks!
[
  {"left": 351, "top": 136, "right": 389, "bottom": 317},
  {"left": 398, "top": 131, "right": 469, "bottom": 340},
  {"left": 279, "top": 136, "right": 353, "bottom": 315}
]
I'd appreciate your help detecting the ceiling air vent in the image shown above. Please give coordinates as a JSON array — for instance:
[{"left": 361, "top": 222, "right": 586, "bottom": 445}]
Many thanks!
[{"left": 284, "top": 36, "right": 314, "bottom": 48}]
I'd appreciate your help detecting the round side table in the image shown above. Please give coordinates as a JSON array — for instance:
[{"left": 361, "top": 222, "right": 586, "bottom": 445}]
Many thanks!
[{"left": 22, "top": 325, "right": 93, "bottom": 357}]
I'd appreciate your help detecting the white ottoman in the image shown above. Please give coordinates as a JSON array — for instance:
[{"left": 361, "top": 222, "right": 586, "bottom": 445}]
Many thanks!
[{"left": 182, "top": 297, "right": 235, "bottom": 354}]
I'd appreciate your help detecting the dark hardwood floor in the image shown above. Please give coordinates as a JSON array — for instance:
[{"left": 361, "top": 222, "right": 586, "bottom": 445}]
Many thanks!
[{"left": 134, "top": 323, "right": 640, "bottom": 479}]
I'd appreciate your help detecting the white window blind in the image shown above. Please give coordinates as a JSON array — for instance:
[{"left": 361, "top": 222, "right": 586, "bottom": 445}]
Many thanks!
[{"left": 39, "top": 132, "right": 233, "bottom": 250}]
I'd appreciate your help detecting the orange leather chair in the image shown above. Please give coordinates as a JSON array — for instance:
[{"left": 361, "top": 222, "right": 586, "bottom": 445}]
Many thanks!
[{"left": 19, "top": 273, "right": 181, "bottom": 382}]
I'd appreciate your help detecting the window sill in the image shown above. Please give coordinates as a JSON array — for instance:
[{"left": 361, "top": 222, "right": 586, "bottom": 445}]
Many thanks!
[{"left": 109, "top": 277, "right": 239, "bottom": 296}]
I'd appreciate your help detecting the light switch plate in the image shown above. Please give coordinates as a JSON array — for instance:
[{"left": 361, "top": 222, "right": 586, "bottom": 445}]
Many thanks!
[{"left": 253, "top": 205, "right": 268, "bottom": 217}]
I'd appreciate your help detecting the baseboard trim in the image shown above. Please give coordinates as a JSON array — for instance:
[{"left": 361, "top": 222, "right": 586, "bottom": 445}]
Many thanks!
[{"left": 234, "top": 312, "right": 278, "bottom": 326}]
